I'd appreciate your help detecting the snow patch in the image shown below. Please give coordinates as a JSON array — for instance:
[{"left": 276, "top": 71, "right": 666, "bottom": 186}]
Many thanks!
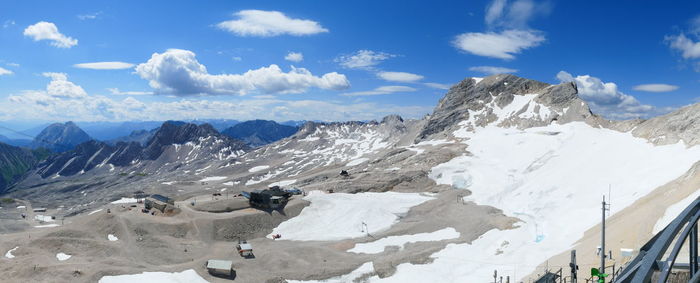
[
  {"left": 199, "top": 176, "right": 226, "bottom": 182},
  {"left": 56, "top": 253, "right": 71, "bottom": 261},
  {"left": 349, "top": 228, "right": 460, "bottom": 254},
  {"left": 5, "top": 246, "right": 18, "bottom": 259},
  {"left": 34, "top": 215, "right": 54, "bottom": 222},
  {"left": 271, "top": 191, "right": 433, "bottom": 241},
  {"left": 98, "top": 269, "right": 209, "bottom": 283},
  {"left": 111, "top": 198, "right": 140, "bottom": 204},
  {"left": 108, "top": 234, "right": 118, "bottom": 241},
  {"left": 249, "top": 165, "right": 270, "bottom": 172},
  {"left": 88, "top": 209, "right": 103, "bottom": 215}
]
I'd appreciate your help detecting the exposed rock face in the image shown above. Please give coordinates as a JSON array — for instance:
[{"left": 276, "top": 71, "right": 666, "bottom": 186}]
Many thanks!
[
  {"left": 630, "top": 103, "right": 700, "bottom": 146},
  {"left": 31, "top": 121, "right": 91, "bottom": 152},
  {"left": 222, "top": 120, "right": 298, "bottom": 147},
  {"left": 417, "top": 74, "right": 603, "bottom": 141},
  {"left": 35, "top": 141, "right": 142, "bottom": 178}
]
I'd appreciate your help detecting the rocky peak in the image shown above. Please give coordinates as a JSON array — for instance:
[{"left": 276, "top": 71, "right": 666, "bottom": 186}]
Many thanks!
[
  {"left": 31, "top": 121, "right": 92, "bottom": 152},
  {"left": 416, "top": 74, "right": 600, "bottom": 141}
]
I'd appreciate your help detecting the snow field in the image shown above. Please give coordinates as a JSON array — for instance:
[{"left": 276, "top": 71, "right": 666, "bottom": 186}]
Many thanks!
[
  {"left": 270, "top": 191, "right": 434, "bottom": 241},
  {"left": 401, "top": 122, "right": 700, "bottom": 281}
]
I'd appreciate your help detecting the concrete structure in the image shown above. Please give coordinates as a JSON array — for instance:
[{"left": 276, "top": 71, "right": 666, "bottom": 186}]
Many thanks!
[
  {"left": 144, "top": 194, "right": 174, "bottom": 213},
  {"left": 244, "top": 186, "right": 291, "bottom": 209},
  {"left": 206, "top": 259, "right": 234, "bottom": 278}
]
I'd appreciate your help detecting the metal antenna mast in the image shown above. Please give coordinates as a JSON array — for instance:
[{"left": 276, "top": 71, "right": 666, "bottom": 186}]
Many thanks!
[{"left": 600, "top": 194, "right": 610, "bottom": 281}]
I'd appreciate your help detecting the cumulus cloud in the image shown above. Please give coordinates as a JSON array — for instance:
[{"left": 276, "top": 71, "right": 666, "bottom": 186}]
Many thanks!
[
  {"left": 341, "top": 85, "right": 417, "bottom": 97},
  {"left": 134, "top": 49, "right": 350, "bottom": 96},
  {"left": 632, "top": 84, "right": 679, "bottom": 93},
  {"left": 73, "top": 62, "right": 135, "bottom": 70},
  {"left": 23, "top": 21, "right": 78, "bottom": 48},
  {"left": 556, "top": 71, "right": 663, "bottom": 119},
  {"left": 217, "top": 10, "right": 328, "bottom": 37},
  {"left": 453, "top": 30, "right": 544, "bottom": 60},
  {"left": 0, "top": 67, "right": 12, "bottom": 76},
  {"left": 469, "top": 65, "right": 518, "bottom": 74},
  {"left": 335, "top": 50, "right": 396, "bottom": 70},
  {"left": 284, "top": 52, "right": 303, "bottom": 62},
  {"left": 424, "top": 82, "right": 451, "bottom": 90},
  {"left": 377, "top": 71, "right": 424, "bottom": 83},
  {"left": 1, "top": 73, "right": 429, "bottom": 122},
  {"left": 42, "top": 73, "right": 87, "bottom": 98}
]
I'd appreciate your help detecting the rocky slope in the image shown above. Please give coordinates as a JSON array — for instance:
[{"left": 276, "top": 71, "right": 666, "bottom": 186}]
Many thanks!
[
  {"left": 0, "top": 142, "right": 49, "bottom": 193},
  {"left": 30, "top": 121, "right": 92, "bottom": 152}
]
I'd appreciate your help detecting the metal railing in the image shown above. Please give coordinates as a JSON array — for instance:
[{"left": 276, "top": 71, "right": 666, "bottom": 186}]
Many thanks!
[{"left": 615, "top": 197, "right": 700, "bottom": 282}]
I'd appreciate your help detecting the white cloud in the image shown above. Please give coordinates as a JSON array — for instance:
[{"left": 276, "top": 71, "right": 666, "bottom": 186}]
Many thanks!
[
  {"left": 455, "top": 0, "right": 549, "bottom": 59},
  {"left": 335, "top": 50, "right": 396, "bottom": 69},
  {"left": 23, "top": 21, "right": 78, "bottom": 48},
  {"left": 485, "top": 0, "right": 508, "bottom": 27},
  {"left": 135, "top": 49, "right": 350, "bottom": 96},
  {"left": 107, "top": 88, "right": 153, "bottom": 96},
  {"left": 77, "top": 12, "right": 102, "bottom": 20},
  {"left": 469, "top": 66, "right": 518, "bottom": 74},
  {"left": 284, "top": 52, "right": 303, "bottom": 62},
  {"left": 232, "top": 56, "right": 242, "bottom": 61},
  {"left": 485, "top": 0, "right": 550, "bottom": 29},
  {"left": 42, "top": 73, "right": 87, "bottom": 98},
  {"left": 556, "top": 71, "right": 663, "bottom": 119},
  {"left": 666, "top": 33, "right": 700, "bottom": 59},
  {"left": 453, "top": 30, "right": 544, "bottom": 60},
  {"left": 217, "top": 10, "right": 328, "bottom": 37},
  {"left": 377, "top": 71, "right": 424, "bottom": 83},
  {"left": 73, "top": 62, "right": 135, "bottom": 70},
  {"left": 341, "top": 85, "right": 417, "bottom": 97},
  {"left": 3, "top": 20, "right": 15, "bottom": 29},
  {"left": 0, "top": 67, "right": 13, "bottom": 76},
  {"left": 424, "top": 82, "right": 451, "bottom": 90},
  {"left": 1, "top": 74, "right": 429, "bottom": 123},
  {"left": 6, "top": 63, "right": 19, "bottom": 67},
  {"left": 632, "top": 84, "right": 679, "bottom": 93}
]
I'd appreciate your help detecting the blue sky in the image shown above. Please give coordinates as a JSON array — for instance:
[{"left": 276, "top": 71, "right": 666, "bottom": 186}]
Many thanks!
[{"left": 2, "top": 0, "right": 700, "bottom": 127}]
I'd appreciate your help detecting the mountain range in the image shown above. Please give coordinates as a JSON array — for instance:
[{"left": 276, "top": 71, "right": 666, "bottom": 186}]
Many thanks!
[{"left": 4, "top": 74, "right": 700, "bottom": 282}]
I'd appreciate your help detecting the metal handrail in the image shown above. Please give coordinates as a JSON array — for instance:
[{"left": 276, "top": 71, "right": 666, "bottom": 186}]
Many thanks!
[{"left": 615, "top": 197, "right": 700, "bottom": 282}]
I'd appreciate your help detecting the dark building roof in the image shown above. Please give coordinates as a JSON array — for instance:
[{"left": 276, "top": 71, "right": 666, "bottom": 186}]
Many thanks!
[{"left": 149, "top": 194, "right": 171, "bottom": 203}]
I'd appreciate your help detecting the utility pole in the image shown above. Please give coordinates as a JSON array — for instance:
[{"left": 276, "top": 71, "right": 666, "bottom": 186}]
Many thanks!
[
  {"left": 570, "top": 250, "right": 577, "bottom": 283},
  {"left": 600, "top": 195, "right": 610, "bottom": 281}
]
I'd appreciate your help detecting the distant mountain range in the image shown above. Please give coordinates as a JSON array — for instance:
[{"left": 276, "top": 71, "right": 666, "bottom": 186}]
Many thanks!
[
  {"left": 222, "top": 120, "right": 299, "bottom": 147},
  {"left": 0, "top": 135, "right": 31, "bottom": 147}
]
